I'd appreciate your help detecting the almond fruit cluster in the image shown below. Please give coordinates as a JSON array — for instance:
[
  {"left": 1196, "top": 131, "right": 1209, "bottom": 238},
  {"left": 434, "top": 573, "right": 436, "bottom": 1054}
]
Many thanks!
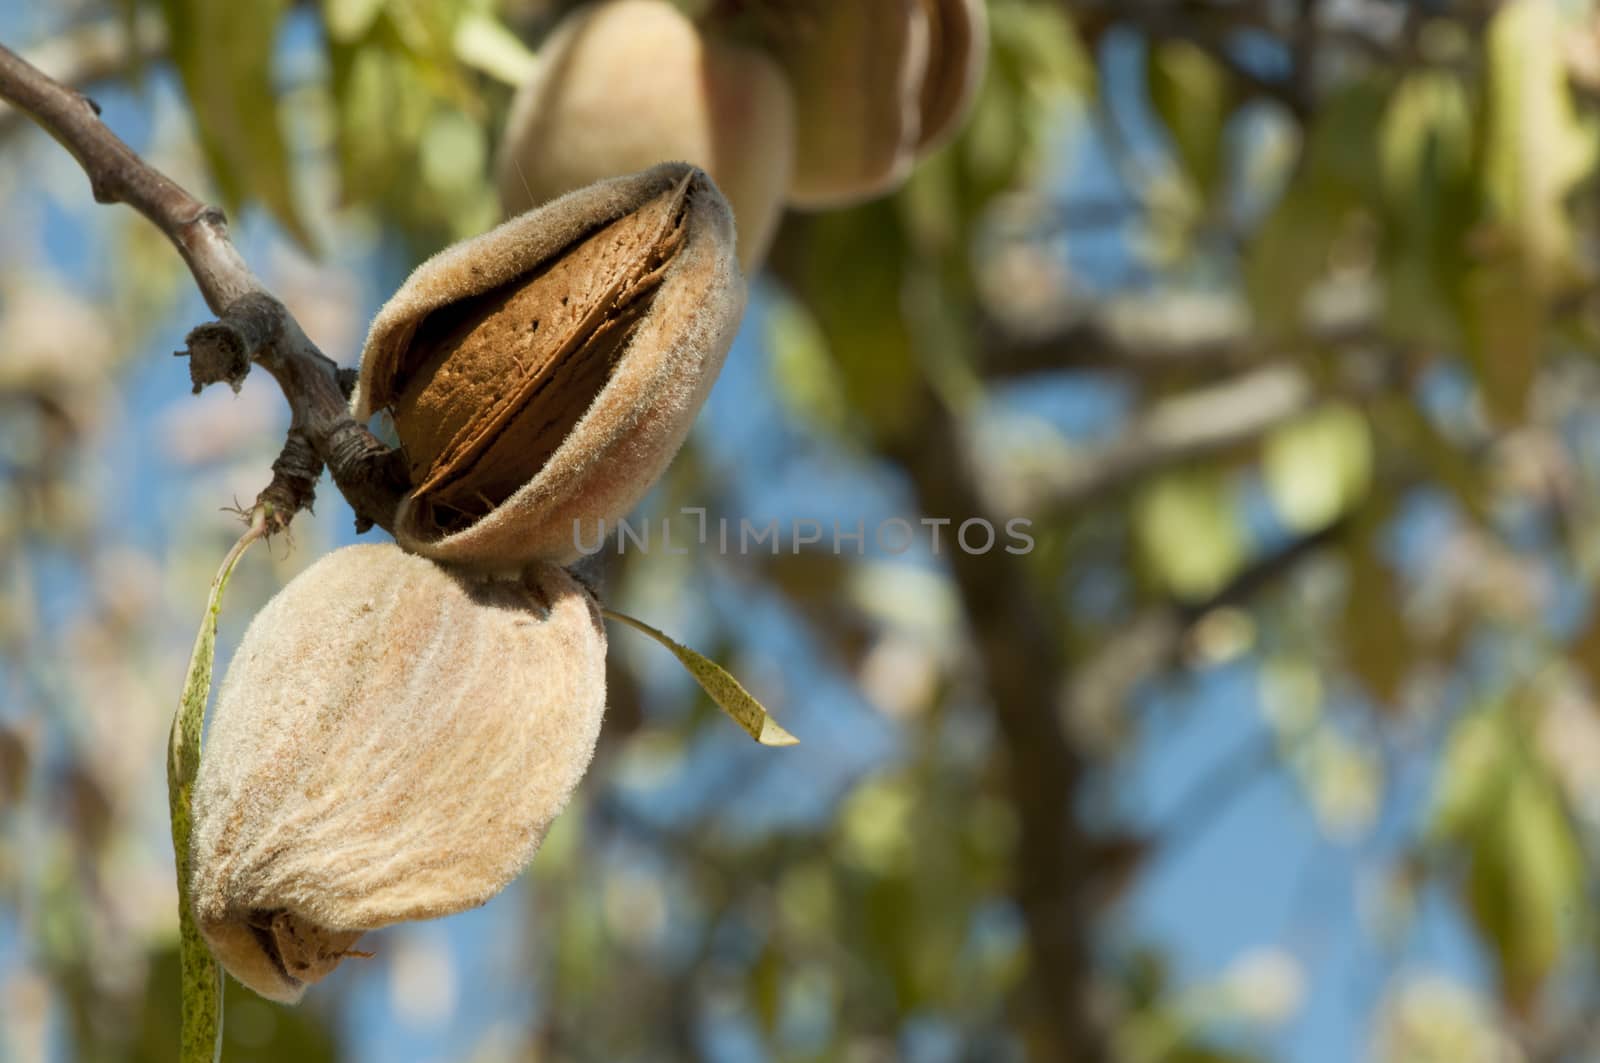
[
  {"left": 496, "top": 0, "right": 990, "bottom": 268},
  {"left": 189, "top": 163, "right": 744, "bottom": 1002}
]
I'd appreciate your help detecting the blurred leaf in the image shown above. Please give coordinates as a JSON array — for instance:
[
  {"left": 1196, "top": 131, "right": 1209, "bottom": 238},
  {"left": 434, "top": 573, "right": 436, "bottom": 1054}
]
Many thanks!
[
  {"left": 323, "top": 2, "right": 493, "bottom": 240},
  {"left": 1289, "top": 726, "right": 1381, "bottom": 840},
  {"left": 1482, "top": 0, "right": 1595, "bottom": 285},
  {"left": 324, "top": 0, "right": 385, "bottom": 42},
  {"left": 0, "top": 725, "right": 27, "bottom": 809},
  {"left": 158, "top": 0, "right": 311, "bottom": 248},
  {"left": 1433, "top": 705, "right": 1515, "bottom": 840},
  {"left": 1339, "top": 525, "right": 1414, "bottom": 706},
  {"left": 1168, "top": 1050, "right": 1271, "bottom": 1063},
  {"left": 1378, "top": 70, "right": 1477, "bottom": 344},
  {"left": 418, "top": 107, "right": 487, "bottom": 194},
  {"left": 750, "top": 944, "right": 783, "bottom": 1036},
  {"left": 1246, "top": 80, "right": 1388, "bottom": 334},
  {"left": 965, "top": 1, "right": 1090, "bottom": 190},
  {"left": 1146, "top": 40, "right": 1229, "bottom": 202},
  {"left": 1134, "top": 469, "right": 1246, "bottom": 600},
  {"left": 1432, "top": 700, "right": 1583, "bottom": 1014},
  {"left": 552, "top": 884, "right": 607, "bottom": 999},
  {"left": 767, "top": 292, "right": 855, "bottom": 443},
  {"left": 453, "top": 9, "right": 538, "bottom": 86},
  {"left": 1458, "top": 257, "right": 1542, "bottom": 423},
  {"left": 372, "top": 0, "right": 478, "bottom": 107},
  {"left": 1465, "top": 770, "right": 1582, "bottom": 1015},
  {"left": 1371, "top": 975, "right": 1515, "bottom": 1063},
  {"left": 786, "top": 205, "right": 921, "bottom": 442},
  {"left": 1379, "top": 397, "right": 1488, "bottom": 518},
  {"left": 840, "top": 776, "right": 916, "bottom": 875},
  {"left": 603, "top": 609, "right": 799, "bottom": 746},
  {"left": 1263, "top": 404, "right": 1373, "bottom": 533},
  {"left": 1568, "top": 606, "right": 1600, "bottom": 695},
  {"left": 1460, "top": 0, "right": 1599, "bottom": 423}
]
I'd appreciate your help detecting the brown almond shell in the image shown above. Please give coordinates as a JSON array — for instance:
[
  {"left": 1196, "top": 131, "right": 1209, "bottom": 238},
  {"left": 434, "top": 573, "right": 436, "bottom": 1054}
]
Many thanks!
[
  {"left": 354, "top": 163, "right": 743, "bottom": 568},
  {"left": 189, "top": 544, "right": 607, "bottom": 1002}
]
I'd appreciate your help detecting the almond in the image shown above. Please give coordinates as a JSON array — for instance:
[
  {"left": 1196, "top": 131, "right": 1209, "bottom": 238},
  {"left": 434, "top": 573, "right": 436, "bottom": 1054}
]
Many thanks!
[
  {"left": 496, "top": 0, "right": 794, "bottom": 269},
  {"left": 353, "top": 163, "right": 743, "bottom": 568},
  {"left": 189, "top": 544, "right": 607, "bottom": 1002}
]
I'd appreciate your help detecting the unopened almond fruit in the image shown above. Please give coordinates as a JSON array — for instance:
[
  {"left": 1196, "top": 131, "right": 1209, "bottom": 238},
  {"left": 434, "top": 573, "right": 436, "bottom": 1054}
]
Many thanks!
[
  {"left": 767, "top": 0, "right": 929, "bottom": 209},
  {"left": 496, "top": 0, "right": 794, "bottom": 269},
  {"left": 189, "top": 543, "right": 606, "bottom": 1003}
]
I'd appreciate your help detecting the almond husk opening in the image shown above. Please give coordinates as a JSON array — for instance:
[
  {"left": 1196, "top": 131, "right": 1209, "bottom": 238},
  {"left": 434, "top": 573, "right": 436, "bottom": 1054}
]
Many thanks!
[
  {"left": 354, "top": 163, "right": 743, "bottom": 568},
  {"left": 393, "top": 178, "right": 690, "bottom": 537}
]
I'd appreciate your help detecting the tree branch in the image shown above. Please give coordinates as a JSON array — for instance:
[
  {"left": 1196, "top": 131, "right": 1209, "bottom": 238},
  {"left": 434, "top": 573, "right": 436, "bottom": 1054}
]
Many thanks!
[
  {"left": 1013, "top": 365, "right": 1317, "bottom": 516},
  {"left": 1064, "top": 515, "right": 1347, "bottom": 762},
  {"left": 0, "top": 40, "right": 404, "bottom": 534}
]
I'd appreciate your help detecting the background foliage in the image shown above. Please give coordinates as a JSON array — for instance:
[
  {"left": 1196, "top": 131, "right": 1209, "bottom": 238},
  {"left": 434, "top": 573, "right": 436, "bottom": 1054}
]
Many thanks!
[{"left": 6, "top": 0, "right": 1600, "bottom": 1060}]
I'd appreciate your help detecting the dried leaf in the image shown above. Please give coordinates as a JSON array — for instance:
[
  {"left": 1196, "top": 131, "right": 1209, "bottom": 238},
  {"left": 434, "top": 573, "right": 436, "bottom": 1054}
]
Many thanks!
[{"left": 602, "top": 608, "right": 798, "bottom": 746}]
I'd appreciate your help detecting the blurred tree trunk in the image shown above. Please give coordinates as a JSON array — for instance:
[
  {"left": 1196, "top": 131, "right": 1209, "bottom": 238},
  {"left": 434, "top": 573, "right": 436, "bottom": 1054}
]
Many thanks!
[{"left": 897, "top": 396, "right": 1104, "bottom": 1062}]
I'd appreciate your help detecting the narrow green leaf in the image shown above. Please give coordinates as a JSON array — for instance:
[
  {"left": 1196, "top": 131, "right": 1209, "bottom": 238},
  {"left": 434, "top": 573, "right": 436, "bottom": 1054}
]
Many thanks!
[
  {"left": 168, "top": 517, "right": 265, "bottom": 1063},
  {"left": 602, "top": 608, "right": 799, "bottom": 747}
]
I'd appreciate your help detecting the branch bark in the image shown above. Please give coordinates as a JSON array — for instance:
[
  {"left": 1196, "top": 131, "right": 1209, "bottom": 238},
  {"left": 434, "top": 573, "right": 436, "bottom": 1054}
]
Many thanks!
[
  {"left": 0, "top": 40, "right": 404, "bottom": 533},
  {"left": 1008, "top": 365, "right": 1317, "bottom": 517}
]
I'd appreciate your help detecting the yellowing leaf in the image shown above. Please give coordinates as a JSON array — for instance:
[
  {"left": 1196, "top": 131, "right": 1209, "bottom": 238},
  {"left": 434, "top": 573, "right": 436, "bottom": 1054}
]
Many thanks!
[{"left": 602, "top": 609, "right": 799, "bottom": 746}]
